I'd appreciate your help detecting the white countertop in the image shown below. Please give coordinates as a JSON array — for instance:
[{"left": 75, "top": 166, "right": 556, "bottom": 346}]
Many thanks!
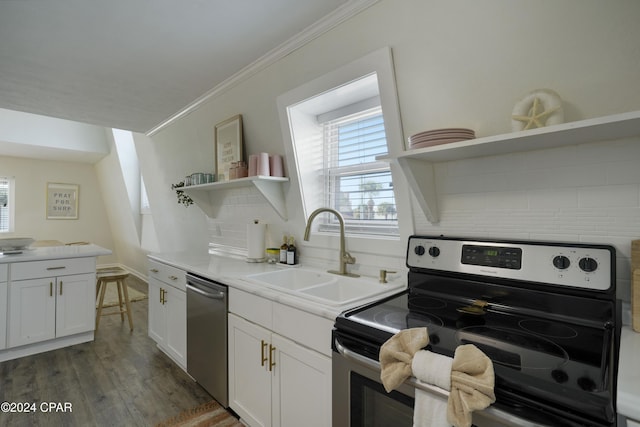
[
  {"left": 0, "top": 244, "right": 112, "bottom": 263},
  {"left": 148, "top": 251, "right": 407, "bottom": 321},
  {"left": 618, "top": 326, "right": 640, "bottom": 421}
]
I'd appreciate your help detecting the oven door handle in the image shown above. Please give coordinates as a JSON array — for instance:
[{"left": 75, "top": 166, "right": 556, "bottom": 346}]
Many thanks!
[
  {"left": 334, "top": 337, "right": 449, "bottom": 399},
  {"left": 334, "top": 337, "right": 558, "bottom": 427}
]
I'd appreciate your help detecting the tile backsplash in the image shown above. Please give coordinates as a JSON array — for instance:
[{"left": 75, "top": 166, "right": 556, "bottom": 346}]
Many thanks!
[
  {"left": 207, "top": 136, "right": 640, "bottom": 302},
  {"left": 413, "top": 136, "right": 640, "bottom": 302}
]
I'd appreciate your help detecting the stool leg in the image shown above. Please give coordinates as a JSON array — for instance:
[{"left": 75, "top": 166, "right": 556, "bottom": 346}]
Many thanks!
[
  {"left": 116, "top": 281, "right": 125, "bottom": 322},
  {"left": 120, "top": 279, "right": 134, "bottom": 331},
  {"left": 96, "top": 279, "right": 108, "bottom": 331}
]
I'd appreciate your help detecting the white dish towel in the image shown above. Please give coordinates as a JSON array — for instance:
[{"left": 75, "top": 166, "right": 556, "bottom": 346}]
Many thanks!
[{"left": 411, "top": 350, "right": 453, "bottom": 427}]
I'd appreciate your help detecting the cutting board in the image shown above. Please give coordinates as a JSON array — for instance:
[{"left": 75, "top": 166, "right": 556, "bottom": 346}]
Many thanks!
[{"left": 632, "top": 240, "right": 640, "bottom": 332}]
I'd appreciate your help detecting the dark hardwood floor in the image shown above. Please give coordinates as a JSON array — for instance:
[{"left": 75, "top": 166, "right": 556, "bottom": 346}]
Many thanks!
[{"left": 0, "top": 275, "right": 214, "bottom": 426}]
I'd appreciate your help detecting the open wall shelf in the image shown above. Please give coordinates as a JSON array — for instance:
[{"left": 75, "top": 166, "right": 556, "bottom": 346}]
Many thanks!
[
  {"left": 378, "top": 110, "right": 640, "bottom": 223},
  {"left": 182, "top": 175, "right": 289, "bottom": 220}
]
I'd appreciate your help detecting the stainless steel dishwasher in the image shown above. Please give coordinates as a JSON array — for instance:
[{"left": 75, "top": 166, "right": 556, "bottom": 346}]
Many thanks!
[{"left": 186, "top": 273, "right": 228, "bottom": 407}]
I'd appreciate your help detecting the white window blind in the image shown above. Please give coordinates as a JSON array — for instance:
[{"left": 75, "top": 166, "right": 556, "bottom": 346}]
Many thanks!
[
  {"left": 322, "top": 107, "right": 398, "bottom": 236},
  {"left": 0, "top": 178, "right": 11, "bottom": 233}
]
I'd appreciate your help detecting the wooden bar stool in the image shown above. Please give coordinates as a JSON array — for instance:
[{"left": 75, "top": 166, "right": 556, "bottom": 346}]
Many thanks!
[{"left": 95, "top": 267, "right": 134, "bottom": 332}]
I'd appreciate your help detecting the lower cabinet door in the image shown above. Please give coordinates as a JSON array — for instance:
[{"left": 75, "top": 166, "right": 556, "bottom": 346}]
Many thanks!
[
  {"left": 0, "top": 282, "right": 7, "bottom": 350},
  {"left": 271, "top": 334, "right": 331, "bottom": 427},
  {"left": 164, "top": 285, "right": 186, "bottom": 367},
  {"left": 229, "top": 313, "right": 272, "bottom": 427},
  {"left": 148, "top": 278, "right": 166, "bottom": 346},
  {"left": 56, "top": 273, "right": 95, "bottom": 338},
  {"left": 8, "top": 278, "right": 56, "bottom": 347}
]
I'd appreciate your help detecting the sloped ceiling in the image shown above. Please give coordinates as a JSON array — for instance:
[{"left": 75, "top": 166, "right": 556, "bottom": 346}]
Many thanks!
[{"left": 0, "top": 0, "right": 360, "bottom": 134}]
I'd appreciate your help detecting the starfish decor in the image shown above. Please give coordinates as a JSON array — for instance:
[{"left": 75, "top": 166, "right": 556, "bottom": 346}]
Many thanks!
[{"left": 512, "top": 96, "right": 560, "bottom": 130}]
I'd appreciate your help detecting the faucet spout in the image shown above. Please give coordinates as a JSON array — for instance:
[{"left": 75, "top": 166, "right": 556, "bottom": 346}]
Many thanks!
[{"left": 304, "top": 208, "right": 358, "bottom": 277}]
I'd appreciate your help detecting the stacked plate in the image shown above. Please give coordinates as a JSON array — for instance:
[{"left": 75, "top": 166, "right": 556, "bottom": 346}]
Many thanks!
[{"left": 408, "top": 128, "right": 475, "bottom": 149}]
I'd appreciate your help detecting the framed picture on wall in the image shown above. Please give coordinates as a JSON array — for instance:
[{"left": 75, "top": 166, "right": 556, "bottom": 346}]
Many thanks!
[
  {"left": 214, "top": 114, "right": 243, "bottom": 181},
  {"left": 46, "top": 182, "right": 79, "bottom": 220}
]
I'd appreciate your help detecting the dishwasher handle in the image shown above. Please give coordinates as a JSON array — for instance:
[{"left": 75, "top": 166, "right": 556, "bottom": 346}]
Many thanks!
[{"left": 186, "top": 283, "right": 225, "bottom": 300}]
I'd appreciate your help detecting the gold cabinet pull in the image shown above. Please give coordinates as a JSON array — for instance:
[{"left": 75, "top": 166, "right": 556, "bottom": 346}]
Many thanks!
[
  {"left": 261, "top": 340, "right": 268, "bottom": 366},
  {"left": 59, "top": 281, "right": 63, "bottom": 295},
  {"left": 50, "top": 282, "right": 53, "bottom": 297},
  {"left": 159, "top": 288, "right": 164, "bottom": 304},
  {"left": 150, "top": 268, "right": 159, "bottom": 273},
  {"left": 269, "top": 344, "right": 276, "bottom": 372},
  {"left": 168, "top": 275, "right": 178, "bottom": 281},
  {"left": 162, "top": 288, "right": 167, "bottom": 304}
]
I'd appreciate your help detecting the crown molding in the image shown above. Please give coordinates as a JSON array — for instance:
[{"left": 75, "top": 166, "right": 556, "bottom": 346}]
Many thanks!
[{"left": 146, "top": 0, "right": 380, "bottom": 136}]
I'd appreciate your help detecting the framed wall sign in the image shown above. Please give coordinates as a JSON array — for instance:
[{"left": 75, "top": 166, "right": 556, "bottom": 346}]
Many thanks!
[
  {"left": 215, "top": 114, "right": 243, "bottom": 181},
  {"left": 46, "top": 182, "right": 78, "bottom": 219}
]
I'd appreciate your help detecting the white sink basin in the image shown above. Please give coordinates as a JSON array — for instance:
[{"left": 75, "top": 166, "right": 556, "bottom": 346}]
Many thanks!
[
  {"left": 245, "top": 268, "right": 404, "bottom": 306},
  {"left": 245, "top": 268, "right": 335, "bottom": 291},
  {"left": 299, "top": 276, "right": 399, "bottom": 306}
]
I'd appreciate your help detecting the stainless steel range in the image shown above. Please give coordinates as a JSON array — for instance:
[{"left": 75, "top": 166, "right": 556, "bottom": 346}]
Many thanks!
[{"left": 333, "top": 236, "right": 620, "bottom": 427}]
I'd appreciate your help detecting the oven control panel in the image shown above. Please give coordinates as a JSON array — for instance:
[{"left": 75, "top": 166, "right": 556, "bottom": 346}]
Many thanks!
[{"left": 407, "top": 236, "right": 614, "bottom": 291}]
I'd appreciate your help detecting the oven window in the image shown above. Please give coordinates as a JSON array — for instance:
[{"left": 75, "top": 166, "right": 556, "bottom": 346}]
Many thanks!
[{"left": 351, "top": 372, "right": 413, "bottom": 426}]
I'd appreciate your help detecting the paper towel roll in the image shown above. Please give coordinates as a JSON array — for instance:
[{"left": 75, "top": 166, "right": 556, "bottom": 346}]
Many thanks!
[{"left": 247, "top": 220, "right": 266, "bottom": 262}]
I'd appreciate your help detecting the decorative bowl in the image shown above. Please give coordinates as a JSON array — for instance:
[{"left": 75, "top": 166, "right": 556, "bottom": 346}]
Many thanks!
[{"left": 0, "top": 238, "right": 35, "bottom": 251}]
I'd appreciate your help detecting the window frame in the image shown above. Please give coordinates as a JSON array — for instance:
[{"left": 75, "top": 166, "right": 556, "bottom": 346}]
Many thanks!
[
  {"left": 277, "top": 47, "right": 413, "bottom": 259},
  {"left": 0, "top": 177, "right": 15, "bottom": 233}
]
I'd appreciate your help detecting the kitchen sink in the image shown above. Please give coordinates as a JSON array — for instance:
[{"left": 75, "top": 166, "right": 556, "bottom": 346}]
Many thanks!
[
  {"left": 299, "top": 277, "right": 398, "bottom": 306},
  {"left": 245, "top": 268, "right": 404, "bottom": 306},
  {"left": 245, "top": 268, "right": 336, "bottom": 291}
]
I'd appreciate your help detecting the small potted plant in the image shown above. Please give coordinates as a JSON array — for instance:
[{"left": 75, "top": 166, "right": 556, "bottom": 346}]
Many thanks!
[{"left": 171, "top": 181, "right": 193, "bottom": 207}]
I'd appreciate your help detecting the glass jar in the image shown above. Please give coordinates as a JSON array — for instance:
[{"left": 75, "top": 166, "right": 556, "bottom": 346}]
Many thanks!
[
  {"left": 265, "top": 248, "right": 280, "bottom": 264},
  {"left": 191, "top": 172, "right": 204, "bottom": 185}
]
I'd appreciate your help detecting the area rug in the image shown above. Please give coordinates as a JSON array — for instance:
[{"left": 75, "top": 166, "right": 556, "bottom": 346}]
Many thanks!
[
  {"left": 155, "top": 400, "right": 243, "bottom": 427},
  {"left": 96, "top": 285, "right": 147, "bottom": 308}
]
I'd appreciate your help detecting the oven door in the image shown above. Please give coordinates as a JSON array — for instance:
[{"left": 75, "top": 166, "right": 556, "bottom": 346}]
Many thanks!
[{"left": 332, "top": 332, "right": 575, "bottom": 427}]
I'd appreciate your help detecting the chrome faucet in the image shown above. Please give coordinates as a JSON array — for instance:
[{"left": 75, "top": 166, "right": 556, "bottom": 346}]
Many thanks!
[{"left": 303, "top": 207, "right": 359, "bottom": 277}]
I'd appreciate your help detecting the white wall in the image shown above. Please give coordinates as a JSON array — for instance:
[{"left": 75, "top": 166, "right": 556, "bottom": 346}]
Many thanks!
[
  {"left": 94, "top": 132, "right": 150, "bottom": 277},
  {"left": 0, "top": 155, "right": 117, "bottom": 265},
  {"left": 140, "top": 0, "right": 640, "bottom": 299},
  {"left": 0, "top": 108, "right": 108, "bottom": 163}
]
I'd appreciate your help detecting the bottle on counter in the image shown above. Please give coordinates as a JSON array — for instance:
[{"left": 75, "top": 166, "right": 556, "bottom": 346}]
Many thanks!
[
  {"left": 280, "top": 235, "right": 289, "bottom": 264},
  {"left": 287, "top": 236, "right": 297, "bottom": 265}
]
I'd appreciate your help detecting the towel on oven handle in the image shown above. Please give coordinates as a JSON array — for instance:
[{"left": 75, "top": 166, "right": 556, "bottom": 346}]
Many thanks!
[
  {"left": 413, "top": 345, "right": 496, "bottom": 427},
  {"left": 379, "top": 327, "right": 430, "bottom": 392},
  {"left": 379, "top": 328, "right": 496, "bottom": 427},
  {"left": 412, "top": 350, "right": 452, "bottom": 427}
]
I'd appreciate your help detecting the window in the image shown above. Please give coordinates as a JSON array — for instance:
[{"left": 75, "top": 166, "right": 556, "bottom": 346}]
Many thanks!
[
  {"left": 322, "top": 107, "right": 397, "bottom": 235},
  {"left": 141, "top": 176, "right": 150, "bottom": 214},
  {"left": 0, "top": 177, "right": 14, "bottom": 233},
  {"left": 278, "top": 47, "right": 411, "bottom": 255}
]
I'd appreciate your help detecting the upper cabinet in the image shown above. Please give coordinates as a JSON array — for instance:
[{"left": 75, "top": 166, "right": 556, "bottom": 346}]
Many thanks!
[
  {"left": 183, "top": 176, "right": 289, "bottom": 220},
  {"left": 379, "top": 110, "right": 640, "bottom": 223}
]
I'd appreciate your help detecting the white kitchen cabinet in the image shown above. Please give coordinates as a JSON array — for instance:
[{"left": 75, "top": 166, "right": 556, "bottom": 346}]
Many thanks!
[
  {"left": 8, "top": 278, "right": 56, "bottom": 346},
  {"left": 228, "top": 289, "right": 332, "bottom": 427},
  {"left": 7, "top": 273, "right": 94, "bottom": 347},
  {"left": 228, "top": 313, "right": 272, "bottom": 427},
  {"left": 379, "top": 110, "right": 640, "bottom": 223},
  {"left": 0, "top": 264, "right": 7, "bottom": 350},
  {"left": 271, "top": 333, "right": 331, "bottom": 427},
  {"left": 148, "top": 259, "right": 187, "bottom": 369},
  {"left": 7, "top": 257, "right": 96, "bottom": 349}
]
